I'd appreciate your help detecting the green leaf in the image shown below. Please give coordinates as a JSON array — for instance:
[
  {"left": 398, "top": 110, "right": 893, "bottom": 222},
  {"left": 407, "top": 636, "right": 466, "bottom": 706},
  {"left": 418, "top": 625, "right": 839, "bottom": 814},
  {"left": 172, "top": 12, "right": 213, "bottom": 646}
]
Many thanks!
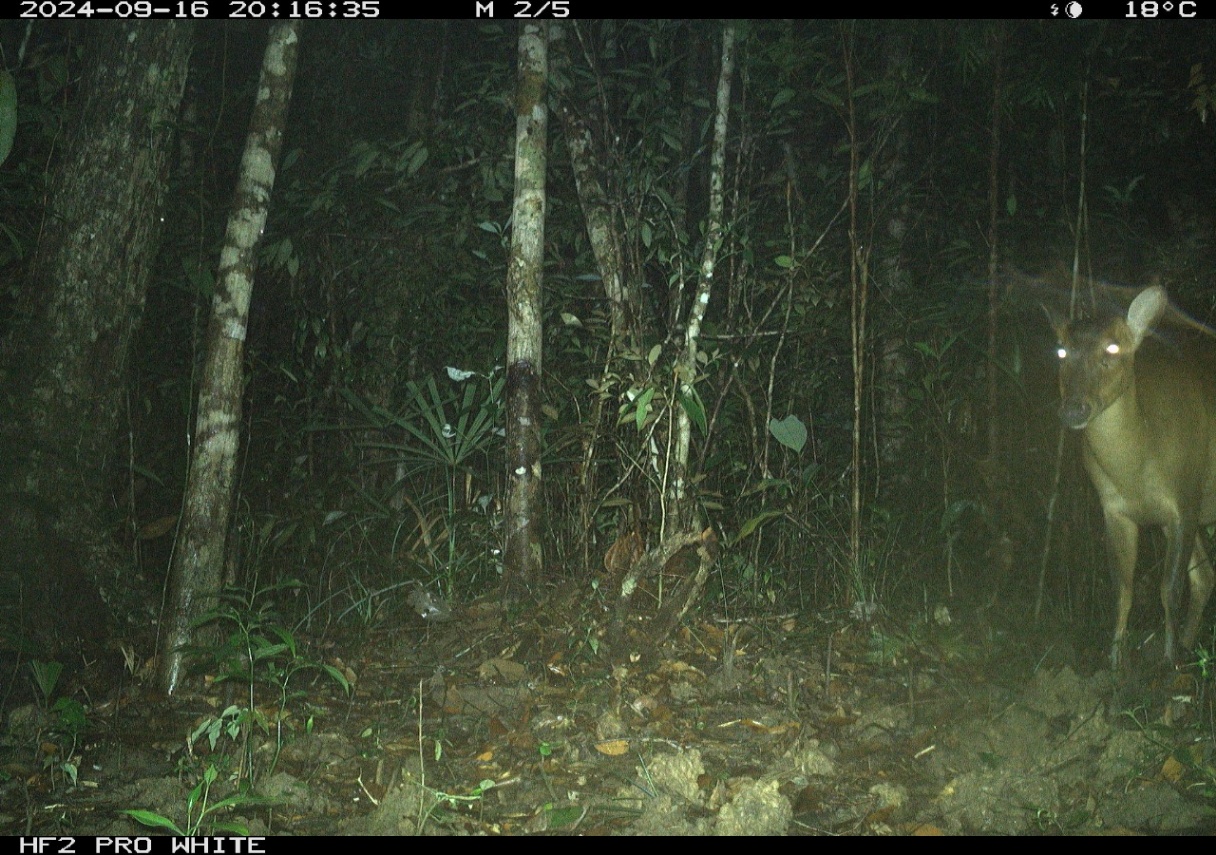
[
  {"left": 741, "top": 478, "right": 791, "bottom": 497},
  {"left": 635, "top": 386, "right": 655, "bottom": 430},
  {"left": 768, "top": 415, "right": 807, "bottom": 453},
  {"left": 406, "top": 144, "right": 429, "bottom": 175},
  {"left": 320, "top": 662, "right": 353, "bottom": 694},
  {"left": 122, "top": 810, "right": 185, "bottom": 835},
  {"left": 546, "top": 805, "right": 586, "bottom": 828},
  {"left": 735, "top": 509, "right": 785, "bottom": 542},
  {"left": 353, "top": 143, "right": 379, "bottom": 177},
  {"left": 30, "top": 659, "right": 63, "bottom": 700},
  {"left": 209, "top": 821, "right": 253, "bottom": 836},
  {"left": 251, "top": 641, "right": 290, "bottom": 662},
  {"left": 52, "top": 697, "right": 87, "bottom": 731},
  {"left": 857, "top": 159, "right": 873, "bottom": 190},
  {"left": 771, "top": 87, "right": 796, "bottom": 110},
  {"left": 813, "top": 87, "right": 844, "bottom": 109},
  {"left": 679, "top": 387, "right": 707, "bottom": 435}
]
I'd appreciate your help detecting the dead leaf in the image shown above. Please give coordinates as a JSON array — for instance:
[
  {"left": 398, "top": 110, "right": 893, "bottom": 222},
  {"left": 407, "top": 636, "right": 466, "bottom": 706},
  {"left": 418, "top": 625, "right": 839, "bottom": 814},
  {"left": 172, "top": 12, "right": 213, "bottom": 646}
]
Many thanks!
[
  {"left": 478, "top": 657, "right": 527, "bottom": 683},
  {"left": 546, "top": 654, "right": 570, "bottom": 678},
  {"left": 604, "top": 531, "right": 643, "bottom": 576},
  {"left": 1161, "top": 754, "right": 1184, "bottom": 782},
  {"left": 865, "top": 805, "right": 895, "bottom": 825},
  {"left": 656, "top": 659, "right": 702, "bottom": 677},
  {"left": 595, "top": 739, "right": 630, "bottom": 756}
]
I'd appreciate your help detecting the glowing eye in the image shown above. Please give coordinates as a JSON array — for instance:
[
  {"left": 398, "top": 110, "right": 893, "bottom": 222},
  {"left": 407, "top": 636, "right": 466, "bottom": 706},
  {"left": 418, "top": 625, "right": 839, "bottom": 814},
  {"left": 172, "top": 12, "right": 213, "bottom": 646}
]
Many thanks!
[
  {"left": 1105, "top": 343, "right": 1120, "bottom": 355},
  {"left": 1057, "top": 347, "right": 1067, "bottom": 359}
]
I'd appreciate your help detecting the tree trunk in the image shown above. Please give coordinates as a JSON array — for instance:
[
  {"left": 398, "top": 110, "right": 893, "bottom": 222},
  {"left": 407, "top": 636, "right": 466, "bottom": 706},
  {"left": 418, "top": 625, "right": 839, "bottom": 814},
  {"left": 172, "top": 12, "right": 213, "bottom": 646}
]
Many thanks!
[
  {"left": 158, "top": 21, "right": 302, "bottom": 695},
  {"left": 502, "top": 22, "right": 548, "bottom": 599},
  {"left": 843, "top": 26, "right": 870, "bottom": 603},
  {"left": 667, "top": 23, "right": 734, "bottom": 535},
  {"left": 0, "top": 23, "right": 193, "bottom": 660},
  {"left": 550, "top": 22, "right": 650, "bottom": 571}
]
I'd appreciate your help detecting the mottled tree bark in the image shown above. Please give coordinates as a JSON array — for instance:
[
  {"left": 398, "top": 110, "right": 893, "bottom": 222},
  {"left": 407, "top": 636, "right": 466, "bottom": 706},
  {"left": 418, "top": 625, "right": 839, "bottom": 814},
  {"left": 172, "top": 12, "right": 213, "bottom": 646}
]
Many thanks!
[
  {"left": 158, "top": 21, "right": 301, "bottom": 695},
  {"left": 550, "top": 22, "right": 646, "bottom": 572},
  {"left": 502, "top": 23, "right": 548, "bottom": 598},
  {"left": 668, "top": 24, "right": 733, "bottom": 535},
  {"left": 0, "top": 23, "right": 193, "bottom": 659}
]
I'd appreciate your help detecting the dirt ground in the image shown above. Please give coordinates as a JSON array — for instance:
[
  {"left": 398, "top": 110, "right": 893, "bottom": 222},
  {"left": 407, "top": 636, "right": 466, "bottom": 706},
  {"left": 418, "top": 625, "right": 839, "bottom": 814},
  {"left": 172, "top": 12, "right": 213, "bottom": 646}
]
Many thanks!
[{"left": 3, "top": 587, "right": 1216, "bottom": 837}]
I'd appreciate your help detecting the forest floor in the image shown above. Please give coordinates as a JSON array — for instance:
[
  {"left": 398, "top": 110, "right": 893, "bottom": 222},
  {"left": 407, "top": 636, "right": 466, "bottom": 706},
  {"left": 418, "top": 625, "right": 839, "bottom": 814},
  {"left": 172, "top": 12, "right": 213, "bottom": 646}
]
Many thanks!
[{"left": 3, "top": 582, "right": 1216, "bottom": 837}]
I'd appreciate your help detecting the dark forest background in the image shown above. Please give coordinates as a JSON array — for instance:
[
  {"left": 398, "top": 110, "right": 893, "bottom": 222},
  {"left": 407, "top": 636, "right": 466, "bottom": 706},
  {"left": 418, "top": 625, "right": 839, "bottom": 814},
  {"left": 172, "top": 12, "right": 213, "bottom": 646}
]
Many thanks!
[{"left": 2, "top": 20, "right": 1214, "bottom": 678}]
